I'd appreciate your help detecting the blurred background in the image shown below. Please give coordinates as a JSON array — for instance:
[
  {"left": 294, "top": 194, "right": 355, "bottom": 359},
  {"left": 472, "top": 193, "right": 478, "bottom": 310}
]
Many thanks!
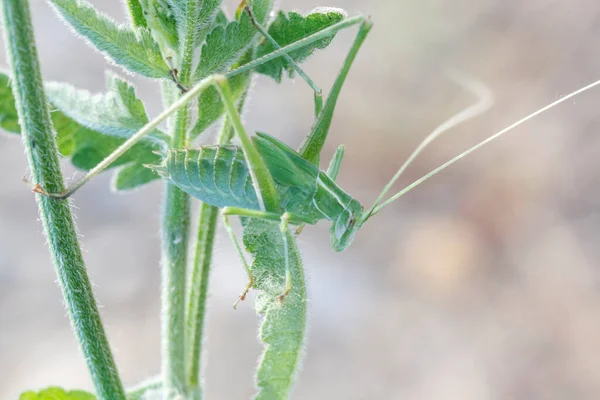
[{"left": 3, "top": 0, "right": 600, "bottom": 398}]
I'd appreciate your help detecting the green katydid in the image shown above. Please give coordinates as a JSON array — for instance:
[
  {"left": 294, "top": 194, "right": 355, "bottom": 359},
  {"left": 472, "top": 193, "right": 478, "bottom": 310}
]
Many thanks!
[
  {"left": 33, "top": 12, "right": 374, "bottom": 304},
  {"left": 31, "top": 6, "right": 600, "bottom": 307}
]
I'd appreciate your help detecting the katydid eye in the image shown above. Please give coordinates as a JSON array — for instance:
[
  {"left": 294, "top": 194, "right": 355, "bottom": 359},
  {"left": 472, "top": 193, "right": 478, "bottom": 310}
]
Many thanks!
[{"left": 348, "top": 216, "right": 355, "bottom": 226}]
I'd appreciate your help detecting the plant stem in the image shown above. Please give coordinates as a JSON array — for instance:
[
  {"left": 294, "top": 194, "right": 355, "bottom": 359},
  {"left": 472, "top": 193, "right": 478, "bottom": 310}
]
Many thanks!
[
  {"left": 185, "top": 93, "right": 247, "bottom": 397},
  {"left": 178, "top": 1, "right": 198, "bottom": 85},
  {"left": 161, "top": 7, "right": 197, "bottom": 395},
  {"left": 161, "top": 105, "right": 191, "bottom": 398},
  {"left": 1, "top": 1, "right": 126, "bottom": 399},
  {"left": 185, "top": 202, "right": 218, "bottom": 400}
]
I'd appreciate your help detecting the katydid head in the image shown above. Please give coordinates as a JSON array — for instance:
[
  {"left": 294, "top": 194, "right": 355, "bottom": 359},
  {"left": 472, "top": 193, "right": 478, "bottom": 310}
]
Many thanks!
[{"left": 331, "top": 200, "right": 364, "bottom": 252}]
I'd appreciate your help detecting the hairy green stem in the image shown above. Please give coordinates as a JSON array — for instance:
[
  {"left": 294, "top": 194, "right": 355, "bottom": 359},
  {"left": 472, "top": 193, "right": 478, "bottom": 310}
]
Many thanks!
[
  {"left": 161, "top": 7, "right": 198, "bottom": 395},
  {"left": 1, "top": 1, "right": 126, "bottom": 399},
  {"left": 178, "top": 1, "right": 198, "bottom": 84},
  {"left": 185, "top": 202, "right": 218, "bottom": 400},
  {"left": 161, "top": 104, "right": 191, "bottom": 398},
  {"left": 185, "top": 92, "right": 248, "bottom": 398}
]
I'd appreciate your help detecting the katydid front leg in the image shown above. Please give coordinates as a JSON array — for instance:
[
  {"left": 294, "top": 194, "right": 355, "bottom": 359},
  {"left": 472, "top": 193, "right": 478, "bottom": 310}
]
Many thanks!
[
  {"left": 223, "top": 207, "right": 306, "bottom": 306},
  {"left": 221, "top": 212, "right": 254, "bottom": 309},
  {"left": 298, "top": 19, "right": 372, "bottom": 165},
  {"left": 326, "top": 145, "right": 345, "bottom": 181},
  {"left": 295, "top": 145, "right": 345, "bottom": 235},
  {"left": 278, "top": 212, "right": 293, "bottom": 302}
]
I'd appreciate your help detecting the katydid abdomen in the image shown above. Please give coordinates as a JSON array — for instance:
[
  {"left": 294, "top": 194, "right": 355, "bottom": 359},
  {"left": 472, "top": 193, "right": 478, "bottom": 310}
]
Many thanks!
[
  {"left": 153, "top": 145, "right": 263, "bottom": 210},
  {"left": 149, "top": 132, "right": 364, "bottom": 246}
]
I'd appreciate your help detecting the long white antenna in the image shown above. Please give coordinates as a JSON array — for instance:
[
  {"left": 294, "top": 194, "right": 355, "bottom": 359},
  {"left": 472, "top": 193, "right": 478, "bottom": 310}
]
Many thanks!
[
  {"left": 370, "top": 77, "right": 600, "bottom": 215},
  {"left": 362, "top": 71, "right": 494, "bottom": 221}
]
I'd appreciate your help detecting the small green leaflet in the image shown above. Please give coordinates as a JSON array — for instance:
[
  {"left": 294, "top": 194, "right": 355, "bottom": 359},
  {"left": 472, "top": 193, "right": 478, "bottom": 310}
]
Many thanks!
[
  {"left": 45, "top": 71, "right": 165, "bottom": 142},
  {"left": 189, "top": 51, "right": 252, "bottom": 139},
  {"left": 0, "top": 73, "right": 19, "bottom": 133},
  {"left": 242, "top": 219, "right": 307, "bottom": 400},
  {"left": 193, "top": 0, "right": 222, "bottom": 49},
  {"left": 0, "top": 73, "right": 164, "bottom": 191},
  {"left": 193, "top": 0, "right": 273, "bottom": 79},
  {"left": 256, "top": 8, "right": 346, "bottom": 82},
  {"left": 125, "top": 0, "right": 147, "bottom": 28},
  {"left": 213, "top": 8, "right": 229, "bottom": 27},
  {"left": 49, "top": 0, "right": 171, "bottom": 79},
  {"left": 159, "top": 0, "right": 185, "bottom": 21},
  {"left": 140, "top": 0, "right": 179, "bottom": 53},
  {"left": 19, "top": 387, "right": 95, "bottom": 400}
]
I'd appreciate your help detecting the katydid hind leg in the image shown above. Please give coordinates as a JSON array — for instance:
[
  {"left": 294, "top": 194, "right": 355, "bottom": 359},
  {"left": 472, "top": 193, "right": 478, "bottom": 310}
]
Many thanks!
[
  {"left": 213, "top": 77, "right": 280, "bottom": 213},
  {"left": 32, "top": 18, "right": 364, "bottom": 200},
  {"left": 299, "top": 19, "right": 372, "bottom": 165}
]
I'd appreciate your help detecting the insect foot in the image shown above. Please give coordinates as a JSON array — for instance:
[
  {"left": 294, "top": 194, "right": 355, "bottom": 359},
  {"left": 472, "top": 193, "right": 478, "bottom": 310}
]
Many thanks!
[
  {"left": 22, "top": 175, "right": 46, "bottom": 195},
  {"left": 277, "top": 286, "right": 292, "bottom": 305},
  {"left": 233, "top": 277, "right": 255, "bottom": 310},
  {"left": 31, "top": 183, "right": 48, "bottom": 195}
]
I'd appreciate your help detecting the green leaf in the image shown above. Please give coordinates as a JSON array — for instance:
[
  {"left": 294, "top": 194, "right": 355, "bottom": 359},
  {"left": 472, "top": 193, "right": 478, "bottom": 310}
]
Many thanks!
[
  {"left": 149, "top": 0, "right": 221, "bottom": 54},
  {"left": 193, "top": 0, "right": 272, "bottom": 80},
  {"left": 20, "top": 387, "right": 95, "bottom": 400},
  {"left": 0, "top": 72, "right": 163, "bottom": 191},
  {"left": 0, "top": 72, "right": 19, "bottom": 134},
  {"left": 45, "top": 72, "right": 165, "bottom": 141},
  {"left": 125, "top": 0, "right": 147, "bottom": 28},
  {"left": 141, "top": 0, "right": 179, "bottom": 54},
  {"left": 193, "top": 0, "right": 222, "bottom": 48},
  {"left": 48, "top": 0, "right": 171, "bottom": 79},
  {"left": 213, "top": 8, "right": 228, "bottom": 27},
  {"left": 242, "top": 219, "right": 307, "bottom": 400},
  {"left": 189, "top": 61, "right": 250, "bottom": 139},
  {"left": 256, "top": 8, "right": 346, "bottom": 82},
  {"left": 65, "top": 125, "right": 163, "bottom": 191}
]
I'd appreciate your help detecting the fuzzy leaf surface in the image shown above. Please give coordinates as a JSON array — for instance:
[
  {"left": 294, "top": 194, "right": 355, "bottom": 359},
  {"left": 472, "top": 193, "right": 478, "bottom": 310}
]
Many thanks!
[
  {"left": 126, "top": 0, "right": 147, "bottom": 28},
  {"left": 49, "top": 0, "right": 170, "bottom": 78},
  {"left": 45, "top": 72, "right": 165, "bottom": 141},
  {"left": 20, "top": 387, "right": 95, "bottom": 400},
  {"left": 0, "top": 72, "right": 19, "bottom": 133},
  {"left": 193, "top": 0, "right": 222, "bottom": 47},
  {"left": 242, "top": 219, "right": 307, "bottom": 400},
  {"left": 213, "top": 8, "right": 228, "bottom": 27},
  {"left": 141, "top": 0, "right": 179, "bottom": 52},
  {"left": 0, "top": 72, "right": 163, "bottom": 191},
  {"left": 193, "top": 0, "right": 272, "bottom": 79},
  {"left": 256, "top": 8, "right": 346, "bottom": 81},
  {"left": 189, "top": 56, "right": 250, "bottom": 139}
]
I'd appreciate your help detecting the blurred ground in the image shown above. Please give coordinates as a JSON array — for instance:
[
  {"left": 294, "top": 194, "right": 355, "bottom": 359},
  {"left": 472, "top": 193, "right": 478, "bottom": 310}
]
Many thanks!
[{"left": 3, "top": 0, "right": 600, "bottom": 399}]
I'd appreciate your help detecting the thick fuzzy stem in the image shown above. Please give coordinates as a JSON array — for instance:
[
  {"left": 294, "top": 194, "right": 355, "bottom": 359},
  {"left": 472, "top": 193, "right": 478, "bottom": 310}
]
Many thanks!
[{"left": 1, "top": 1, "right": 125, "bottom": 399}]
